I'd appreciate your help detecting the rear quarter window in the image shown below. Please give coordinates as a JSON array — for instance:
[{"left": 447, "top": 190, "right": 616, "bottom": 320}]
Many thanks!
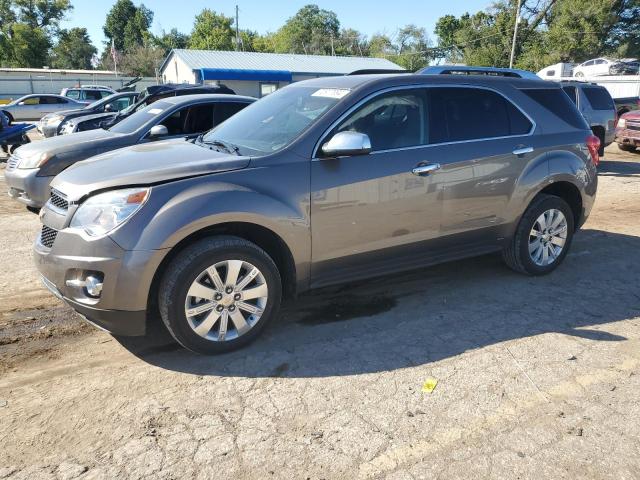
[
  {"left": 520, "top": 88, "right": 588, "bottom": 130},
  {"left": 583, "top": 87, "right": 614, "bottom": 111}
]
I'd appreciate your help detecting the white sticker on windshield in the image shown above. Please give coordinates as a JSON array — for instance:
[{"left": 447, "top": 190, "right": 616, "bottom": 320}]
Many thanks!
[
  {"left": 311, "top": 88, "right": 350, "bottom": 99},
  {"left": 148, "top": 108, "right": 163, "bottom": 114}
]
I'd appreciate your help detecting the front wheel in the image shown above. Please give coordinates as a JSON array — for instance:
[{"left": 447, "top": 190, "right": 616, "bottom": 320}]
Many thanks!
[
  {"left": 618, "top": 143, "right": 637, "bottom": 152},
  {"left": 158, "top": 236, "right": 282, "bottom": 354},
  {"left": 503, "top": 194, "right": 575, "bottom": 275}
]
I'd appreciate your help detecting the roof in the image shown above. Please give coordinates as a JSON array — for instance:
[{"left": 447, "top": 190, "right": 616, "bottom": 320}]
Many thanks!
[
  {"left": 160, "top": 49, "right": 403, "bottom": 76},
  {"left": 0, "top": 67, "right": 119, "bottom": 75},
  {"left": 290, "top": 73, "right": 551, "bottom": 92}
]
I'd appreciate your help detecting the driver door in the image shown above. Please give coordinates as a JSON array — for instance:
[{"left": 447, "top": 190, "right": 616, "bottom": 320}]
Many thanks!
[{"left": 310, "top": 88, "right": 442, "bottom": 287}]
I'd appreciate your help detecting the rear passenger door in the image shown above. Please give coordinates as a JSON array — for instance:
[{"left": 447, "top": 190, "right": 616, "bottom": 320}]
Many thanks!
[{"left": 426, "top": 87, "right": 534, "bottom": 240}]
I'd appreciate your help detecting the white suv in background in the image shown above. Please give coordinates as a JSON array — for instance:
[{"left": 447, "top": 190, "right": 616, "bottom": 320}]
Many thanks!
[{"left": 60, "top": 85, "right": 115, "bottom": 103}]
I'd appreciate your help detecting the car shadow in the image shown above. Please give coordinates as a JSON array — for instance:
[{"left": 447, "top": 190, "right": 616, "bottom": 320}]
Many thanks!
[
  {"left": 599, "top": 157, "right": 640, "bottom": 177},
  {"left": 114, "top": 228, "right": 639, "bottom": 378}
]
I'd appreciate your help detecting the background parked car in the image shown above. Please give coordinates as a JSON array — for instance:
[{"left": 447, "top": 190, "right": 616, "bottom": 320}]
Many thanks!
[
  {"left": 37, "top": 92, "right": 139, "bottom": 138},
  {"left": 614, "top": 96, "right": 640, "bottom": 118},
  {"left": 5, "top": 94, "right": 255, "bottom": 210},
  {"left": 58, "top": 83, "right": 236, "bottom": 135},
  {"left": 0, "top": 94, "right": 86, "bottom": 121},
  {"left": 60, "top": 85, "right": 115, "bottom": 103},
  {"left": 561, "top": 81, "right": 616, "bottom": 155},
  {"left": 615, "top": 110, "right": 640, "bottom": 152},
  {"left": 573, "top": 58, "right": 634, "bottom": 77}
]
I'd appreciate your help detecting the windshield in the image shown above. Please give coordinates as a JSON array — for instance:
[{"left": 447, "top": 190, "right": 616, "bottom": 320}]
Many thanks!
[
  {"left": 109, "top": 100, "right": 172, "bottom": 134},
  {"left": 201, "top": 86, "right": 348, "bottom": 155},
  {"left": 84, "top": 95, "right": 115, "bottom": 110}
]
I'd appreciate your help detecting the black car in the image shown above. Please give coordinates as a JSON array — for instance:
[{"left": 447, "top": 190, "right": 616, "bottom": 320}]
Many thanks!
[
  {"left": 37, "top": 92, "right": 139, "bottom": 138},
  {"left": 58, "top": 83, "right": 236, "bottom": 135}
]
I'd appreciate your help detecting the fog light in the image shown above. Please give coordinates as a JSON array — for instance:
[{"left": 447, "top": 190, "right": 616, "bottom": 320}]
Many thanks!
[
  {"left": 66, "top": 273, "right": 104, "bottom": 298},
  {"left": 85, "top": 275, "right": 103, "bottom": 297}
]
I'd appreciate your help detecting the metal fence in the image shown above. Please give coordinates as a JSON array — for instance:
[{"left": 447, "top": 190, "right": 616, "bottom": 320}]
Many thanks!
[{"left": 0, "top": 75, "right": 158, "bottom": 102}]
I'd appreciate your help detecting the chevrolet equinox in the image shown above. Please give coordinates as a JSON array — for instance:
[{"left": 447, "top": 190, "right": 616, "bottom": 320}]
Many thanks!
[{"left": 35, "top": 74, "right": 599, "bottom": 354}]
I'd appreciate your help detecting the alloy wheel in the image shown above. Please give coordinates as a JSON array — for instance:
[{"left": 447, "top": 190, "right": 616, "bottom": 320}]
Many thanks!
[
  {"left": 184, "top": 260, "right": 268, "bottom": 342},
  {"left": 528, "top": 208, "right": 568, "bottom": 266}
]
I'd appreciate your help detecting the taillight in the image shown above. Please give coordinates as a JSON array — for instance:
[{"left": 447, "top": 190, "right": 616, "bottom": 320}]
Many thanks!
[{"left": 586, "top": 135, "right": 600, "bottom": 166}]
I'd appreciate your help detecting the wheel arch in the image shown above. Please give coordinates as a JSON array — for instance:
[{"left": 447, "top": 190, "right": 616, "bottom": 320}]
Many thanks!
[{"left": 147, "top": 221, "right": 299, "bottom": 317}]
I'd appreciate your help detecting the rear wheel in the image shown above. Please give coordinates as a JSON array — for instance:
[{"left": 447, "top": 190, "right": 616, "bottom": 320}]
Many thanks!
[
  {"left": 503, "top": 194, "right": 575, "bottom": 275},
  {"left": 574, "top": 71, "right": 585, "bottom": 78},
  {"left": 158, "top": 236, "right": 282, "bottom": 354}
]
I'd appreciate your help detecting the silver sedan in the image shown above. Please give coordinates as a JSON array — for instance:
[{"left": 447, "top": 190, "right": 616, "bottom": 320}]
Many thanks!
[{"left": 1, "top": 94, "right": 86, "bottom": 121}]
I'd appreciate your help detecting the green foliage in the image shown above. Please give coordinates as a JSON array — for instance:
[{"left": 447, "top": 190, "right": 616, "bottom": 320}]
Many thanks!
[
  {"left": 188, "top": 9, "right": 234, "bottom": 50},
  {"left": 153, "top": 28, "right": 189, "bottom": 55},
  {"left": 51, "top": 27, "right": 96, "bottom": 69},
  {"left": 0, "top": 0, "right": 73, "bottom": 67},
  {"left": 103, "top": 0, "right": 152, "bottom": 52},
  {"left": 118, "top": 44, "right": 163, "bottom": 76},
  {"left": 273, "top": 4, "right": 340, "bottom": 54},
  {"left": 7, "top": 22, "right": 50, "bottom": 67}
]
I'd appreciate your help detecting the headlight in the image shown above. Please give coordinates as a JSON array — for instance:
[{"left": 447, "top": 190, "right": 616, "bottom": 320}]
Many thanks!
[
  {"left": 618, "top": 118, "right": 626, "bottom": 128},
  {"left": 59, "top": 121, "right": 75, "bottom": 134},
  {"left": 70, "top": 188, "right": 150, "bottom": 237},
  {"left": 18, "top": 151, "right": 52, "bottom": 169}
]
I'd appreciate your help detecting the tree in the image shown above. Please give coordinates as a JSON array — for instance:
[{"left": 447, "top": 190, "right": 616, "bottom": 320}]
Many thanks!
[
  {"left": 51, "top": 27, "right": 96, "bottom": 69},
  {"left": 118, "top": 44, "right": 163, "bottom": 77},
  {"left": 188, "top": 8, "right": 234, "bottom": 50},
  {"left": 12, "top": 0, "right": 71, "bottom": 31},
  {"left": 153, "top": 28, "right": 189, "bottom": 55},
  {"left": 335, "top": 28, "right": 369, "bottom": 56},
  {"left": 273, "top": 4, "right": 340, "bottom": 54},
  {"left": 8, "top": 23, "right": 50, "bottom": 67},
  {"left": 103, "top": 0, "right": 152, "bottom": 52}
]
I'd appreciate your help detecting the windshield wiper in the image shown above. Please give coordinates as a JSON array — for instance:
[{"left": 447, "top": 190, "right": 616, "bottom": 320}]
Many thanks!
[{"left": 199, "top": 137, "right": 241, "bottom": 155}]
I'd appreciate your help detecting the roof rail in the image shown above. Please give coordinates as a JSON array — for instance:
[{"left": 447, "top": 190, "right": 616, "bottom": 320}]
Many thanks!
[
  {"left": 348, "top": 69, "right": 408, "bottom": 75},
  {"left": 418, "top": 65, "right": 540, "bottom": 80}
]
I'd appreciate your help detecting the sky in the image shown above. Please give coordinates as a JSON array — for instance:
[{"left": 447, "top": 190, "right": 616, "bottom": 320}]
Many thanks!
[{"left": 61, "top": 0, "right": 491, "bottom": 54}]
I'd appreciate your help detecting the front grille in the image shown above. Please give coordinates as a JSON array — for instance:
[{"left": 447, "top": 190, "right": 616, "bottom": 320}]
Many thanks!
[
  {"left": 6, "top": 155, "right": 20, "bottom": 171},
  {"left": 40, "top": 225, "right": 58, "bottom": 248},
  {"left": 49, "top": 190, "right": 69, "bottom": 210},
  {"left": 627, "top": 122, "right": 640, "bottom": 132}
]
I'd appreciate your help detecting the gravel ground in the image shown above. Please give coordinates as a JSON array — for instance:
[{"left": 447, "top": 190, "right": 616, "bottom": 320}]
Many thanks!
[{"left": 0, "top": 144, "right": 639, "bottom": 479}]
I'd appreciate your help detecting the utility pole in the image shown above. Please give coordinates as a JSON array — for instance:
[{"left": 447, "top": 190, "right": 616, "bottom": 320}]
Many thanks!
[
  {"left": 235, "top": 5, "right": 240, "bottom": 51},
  {"left": 509, "top": 0, "right": 522, "bottom": 68}
]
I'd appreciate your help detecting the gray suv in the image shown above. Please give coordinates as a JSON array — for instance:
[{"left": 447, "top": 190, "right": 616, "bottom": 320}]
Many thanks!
[{"left": 35, "top": 74, "right": 599, "bottom": 354}]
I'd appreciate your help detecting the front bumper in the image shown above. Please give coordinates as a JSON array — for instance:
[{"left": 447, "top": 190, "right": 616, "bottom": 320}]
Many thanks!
[
  {"left": 5, "top": 167, "right": 52, "bottom": 208},
  {"left": 615, "top": 127, "right": 640, "bottom": 147},
  {"left": 34, "top": 224, "right": 169, "bottom": 337}
]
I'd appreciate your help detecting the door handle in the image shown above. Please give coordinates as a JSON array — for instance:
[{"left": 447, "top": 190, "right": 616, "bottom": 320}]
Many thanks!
[
  {"left": 412, "top": 163, "right": 441, "bottom": 176},
  {"left": 512, "top": 146, "right": 534, "bottom": 156}
]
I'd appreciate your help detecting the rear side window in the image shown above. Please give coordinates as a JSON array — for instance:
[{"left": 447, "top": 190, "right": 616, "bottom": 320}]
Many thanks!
[
  {"left": 562, "top": 86, "right": 578, "bottom": 105},
  {"left": 521, "top": 88, "right": 588, "bottom": 129},
  {"left": 83, "top": 90, "right": 102, "bottom": 101},
  {"left": 583, "top": 87, "right": 614, "bottom": 111},
  {"left": 428, "top": 88, "right": 532, "bottom": 143},
  {"left": 66, "top": 90, "right": 80, "bottom": 100}
]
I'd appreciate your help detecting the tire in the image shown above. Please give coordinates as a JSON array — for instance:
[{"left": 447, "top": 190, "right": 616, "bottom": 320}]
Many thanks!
[
  {"left": 618, "top": 143, "right": 636, "bottom": 152},
  {"left": 26, "top": 206, "right": 40, "bottom": 214},
  {"left": 574, "top": 71, "right": 584, "bottom": 78},
  {"left": 503, "top": 194, "right": 575, "bottom": 275},
  {"left": 2, "top": 111, "right": 12, "bottom": 124},
  {"left": 158, "top": 236, "right": 282, "bottom": 355}
]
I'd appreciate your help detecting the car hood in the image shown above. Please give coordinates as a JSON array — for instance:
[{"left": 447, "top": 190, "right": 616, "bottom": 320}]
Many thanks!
[
  {"left": 15, "top": 129, "right": 120, "bottom": 158},
  {"left": 51, "top": 139, "right": 251, "bottom": 202},
  {"left": 46, "top": 107, "right": 86, "bottom": 118},
  {"left": 71, "top": 111, "right": 118, "bottom": 124}
]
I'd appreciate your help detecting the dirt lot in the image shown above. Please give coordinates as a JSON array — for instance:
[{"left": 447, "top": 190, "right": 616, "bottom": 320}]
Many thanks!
[{"left": 1, "top": 145, "right": 639, "bottom": 479}]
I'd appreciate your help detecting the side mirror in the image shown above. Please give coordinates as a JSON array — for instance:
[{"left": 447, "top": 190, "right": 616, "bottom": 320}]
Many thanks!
[
  {"left": 148, "top": 124, "right": 168, "bottom": 138},
  {"left": 18, "top": 101, "right": 25, "bottom": 106},
  {"left": 321, "top": 131, "right": 372, "bottom": 157},
  {"left": 104, "top": 103, "right": 114, "bottom": 112}
]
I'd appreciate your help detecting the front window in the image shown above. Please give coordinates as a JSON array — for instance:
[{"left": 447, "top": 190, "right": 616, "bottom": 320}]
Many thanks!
[
  {"left": 109, "top": 101, "right": 172, "bottom": 134},
  {"left": 66, "top": 90, "right": 80, "bottom": 100},
  {"left": 202, "top": 86, "right": 347, "bottom": 156}
]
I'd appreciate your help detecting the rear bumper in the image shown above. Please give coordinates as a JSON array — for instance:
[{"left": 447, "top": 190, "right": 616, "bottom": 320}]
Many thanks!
[
  {"left": 40, "top": 275, "right": 146, "bottom": 336},
  {"left": 4, "top": 167, "right": 52, "bottom": 208}
]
